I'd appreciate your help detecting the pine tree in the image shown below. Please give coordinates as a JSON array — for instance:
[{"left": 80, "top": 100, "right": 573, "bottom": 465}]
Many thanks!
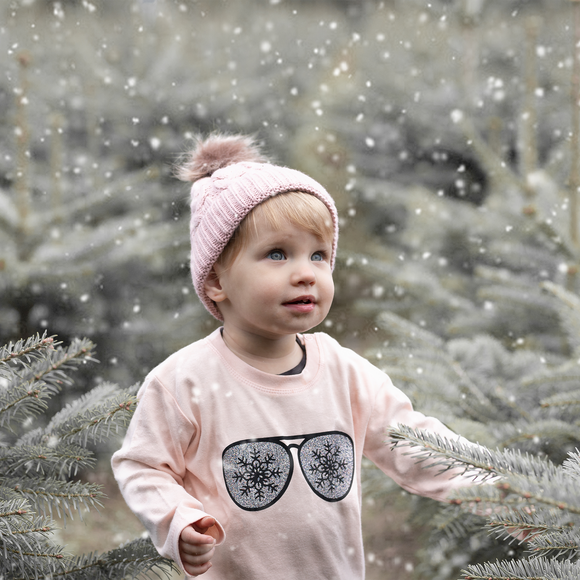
[
  {"left": 0, "top": 38, "right": 199, "bottom": 382},
  {"left": 0, "top": 2, "right": 216, "bottom": 386},
  {"left": 389, "top": 425, "right": 580, "bottom": 580},
  {"left": 363, "top": 279, "right": 580, "bottom": 579},
  {"left": 305, "top": 1, "right": 580, "bottom": 357},
  {"left": 0, "top": 333, "right": 177, "bottom": 579}
]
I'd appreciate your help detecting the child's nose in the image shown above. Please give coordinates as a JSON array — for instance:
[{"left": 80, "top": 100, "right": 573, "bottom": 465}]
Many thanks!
[{"left": 291, "top": 259, "right": 316, "bottom": 285}]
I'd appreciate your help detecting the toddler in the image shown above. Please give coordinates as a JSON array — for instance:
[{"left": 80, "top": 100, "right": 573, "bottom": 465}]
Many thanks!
[{"left": 112, "top": 134, "right": 475, "bottom": 579}]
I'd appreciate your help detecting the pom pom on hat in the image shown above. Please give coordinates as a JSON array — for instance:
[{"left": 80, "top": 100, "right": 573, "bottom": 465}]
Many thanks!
[
  {"left": 177, "top": 133, "right": 339, "bottom": 321},
  {"left": 177, "top": 134, "right": 268, "bottom": 182}
]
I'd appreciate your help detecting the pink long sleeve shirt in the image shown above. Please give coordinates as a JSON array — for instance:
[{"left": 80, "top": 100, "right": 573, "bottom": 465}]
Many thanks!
[{"left": 112, "top": 329, "right": 472, "bottom": 579}]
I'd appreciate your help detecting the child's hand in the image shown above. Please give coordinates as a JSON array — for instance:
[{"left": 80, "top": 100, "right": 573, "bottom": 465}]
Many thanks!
[{"left": 179, "top": 516, "right": 217, "bottom": 576}]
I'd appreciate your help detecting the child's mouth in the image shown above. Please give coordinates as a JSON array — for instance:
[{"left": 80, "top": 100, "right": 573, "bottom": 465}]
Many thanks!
[
  {"left": 285, "top": 296, "right": 314, "bottom": 304},
  {"left": 284, "top": 296, "right": 316, "bottom": 312}
]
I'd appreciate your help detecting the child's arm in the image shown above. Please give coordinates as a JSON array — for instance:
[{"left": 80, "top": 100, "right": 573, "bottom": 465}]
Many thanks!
[
  {"left": 364, "top": 375, "right": 482, "bottom": 500},
  {"left": 111, "top": 375, "right": 225, "bottom": 572},
  {"left": 179, "top": 516, "right": 217, "bottom": 577}
]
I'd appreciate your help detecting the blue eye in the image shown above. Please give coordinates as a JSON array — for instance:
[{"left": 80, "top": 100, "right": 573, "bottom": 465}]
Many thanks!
[
  {"left": 268, "top": 250, "right": 285, "bottom": 261},
  {"left": 311, "top": 252, "right": 324, "bottom": 262}
]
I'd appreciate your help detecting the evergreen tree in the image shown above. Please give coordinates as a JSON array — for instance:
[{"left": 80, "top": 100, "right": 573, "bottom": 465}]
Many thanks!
[
  {"left": 327, "top": 0, "right": 578, "bottom": 351},
  {"left": 0, "top": 333, "right": 176, "bottom": 579},
  {"left": 363, "top": 279, "right": 580, "bottom": 579},
  {"left": 0, "top": 38, "right": 201, "bottom": 383},
  {"left": 390, "top": 424, "right": 580, "bottom": 580}
]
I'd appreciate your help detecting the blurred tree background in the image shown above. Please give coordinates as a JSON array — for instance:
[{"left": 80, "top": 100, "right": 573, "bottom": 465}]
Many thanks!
[{"left": 2, "top": 0, "right": 580, "bottom": 578}]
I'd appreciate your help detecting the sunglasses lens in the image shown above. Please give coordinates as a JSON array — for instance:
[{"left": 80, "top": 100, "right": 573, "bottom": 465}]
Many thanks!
[
  {"left": 299, "top": 433, "right": 354, "bottom": 501},
  {"left": 223, "top": 441, "right": 292, "bottom": 511}
]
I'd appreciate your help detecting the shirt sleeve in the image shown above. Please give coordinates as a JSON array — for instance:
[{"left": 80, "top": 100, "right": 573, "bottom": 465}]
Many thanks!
[
  {"left": 362, "top": 374, "right": 478, "bottom": 502},
  {"left": 111, "top": 374, "right": 225, "bottom": 567}
]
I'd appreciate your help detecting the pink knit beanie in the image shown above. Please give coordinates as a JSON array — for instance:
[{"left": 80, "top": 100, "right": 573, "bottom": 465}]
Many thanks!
[{"left": 177, "top": 134, "right": 339, "bottom": 320}]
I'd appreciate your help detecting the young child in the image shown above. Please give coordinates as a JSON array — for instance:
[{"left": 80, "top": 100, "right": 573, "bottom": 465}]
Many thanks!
[{"left": 112, "top": 134, "right": 475, "bottom": 579}]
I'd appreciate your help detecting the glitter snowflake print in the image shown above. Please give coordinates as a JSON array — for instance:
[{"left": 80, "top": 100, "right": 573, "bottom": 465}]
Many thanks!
[
  {"left": 223, "top": 441, "right": 291, "bottom": 510},
  {"left": 223, "top": 432, "right": 355, "bottom": 510},
  {"left": 300, "top": 433, "right": 354, "bottom": 501}
]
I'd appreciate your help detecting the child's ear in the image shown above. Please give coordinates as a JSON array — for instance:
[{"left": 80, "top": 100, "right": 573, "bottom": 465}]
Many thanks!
[{"left": 204, "top": 267, "right": 227, "bottom": 303}]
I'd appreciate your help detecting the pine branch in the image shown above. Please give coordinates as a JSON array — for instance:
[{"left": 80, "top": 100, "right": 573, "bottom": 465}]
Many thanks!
[
  {"left": 542, "top": 281, "right": 580, "bottom": 356},
  {"left": 0, "top": 189, "right": 19, "bottom": 235},
  {"left": 477, "top": 285, "right": 556, "bottom": 318},
  {"left": 497, "top": 475, "right": 580, "bottom": 516},
  {"left": 0, "top": 378, "right": 59, "bottom": 429},
  {"left": 527, "top": 527, "right": 580, "bottom": 560},
  {"left": 23, "top": 537, "right": 180, "bottom": 580},
  {"left": 390, "top": 425, "right": 580, "bottom": 515},
  {"left": 445, "top": 482, "right": 537, "bottom": 516},
  {"left": 375, "top": 310, "right": 446, "bottom": 349},
  {"left": 0, "top": 337, "right": 97, "bottom": 430},
  {"left": 542, "top": 281, "right": 580, "bottom": 312},
  {"left": 14, "top": 337, "right": 96, "bottom": 388},
  {"left": 389, "top": 423, "right": 580, "bottom": 568},
  {"left": 483, "top": 237, "right": 568, "bottom": 277},
  {"left": 489, "top": 385, "right": 533, "bottom": 423},
  {"left": 455, "top": 112, "right": 527, "bottom": 195},
  {"left": 31, "top": 166, "right": 160, "bottom": 238},
  {"left": 523, "top": 369, "right": 580, "bottom": 391},
  {"left": 45, "top": 382, "right": 139, "bottom": 446},
  {"left": 388, "top": 424, "right": 557, "bottom": 481},
  {"left": 541, "top": 388, "right": 580, "bottom": 408},
  {"left": 563, "top": 450, "right": 580, "bottom": 481},
  {"left": 0, "top": 494, "right": 67, "bottom": 579},
  {"left": 1, "top": 477, "right": 104, "bottom": 520},
  {"left": 377, "top": 361, "right": 502, "bottom": 424},
  {"left": 3, "top": 383, "right": 138, "bottom": 478},
  {"left": 375, "top": 312, "right": 498, "bottom": 414},
  {"left": 0, "top": 334, "right": 166, "bottom": 579},
  {"left": 497, "top": 419, "right": 580, "bottom": 448},
  {"left": 0, "top": 442, "right": 96, "bottom": 479},
  {"left": 486, "top": 507, "right": 577, "bottom": 545},
  {"left": 0, "top": 333, "right": 55, "bottom": 365},
  {"left": 1, "top": 508, "right": 55, "bottom": 552},
  {"left": 2, "top": 541, "right": 68, "bottom": 580},
  {"left": 534, "top": 220, "right": 577, "bottom": 261},
  {"left": 431, "top": 502, "right": 488, "bottom": 539},
  {"left": 462, "top": 557, "right": 580, "bottom": 580}
]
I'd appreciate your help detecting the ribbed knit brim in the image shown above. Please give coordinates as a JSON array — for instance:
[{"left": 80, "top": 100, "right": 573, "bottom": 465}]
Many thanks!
[{"left": 190, "top": 161, "right": 339, "bottom": 320}]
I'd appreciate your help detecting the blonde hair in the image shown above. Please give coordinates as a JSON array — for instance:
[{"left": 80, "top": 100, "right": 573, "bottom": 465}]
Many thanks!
[{"left": 216, "top": 191, "right": 335, "bottom": 269}]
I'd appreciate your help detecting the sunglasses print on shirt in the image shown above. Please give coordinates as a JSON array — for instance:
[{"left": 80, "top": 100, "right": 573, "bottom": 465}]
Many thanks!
[{"left": 222, "top": 431, "right": 355, "bottom": 511}]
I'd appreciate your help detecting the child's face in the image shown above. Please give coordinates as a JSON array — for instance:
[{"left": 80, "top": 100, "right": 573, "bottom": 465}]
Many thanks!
[{"left": 207, "top": 212, "right": 334, "bottom": 341}]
